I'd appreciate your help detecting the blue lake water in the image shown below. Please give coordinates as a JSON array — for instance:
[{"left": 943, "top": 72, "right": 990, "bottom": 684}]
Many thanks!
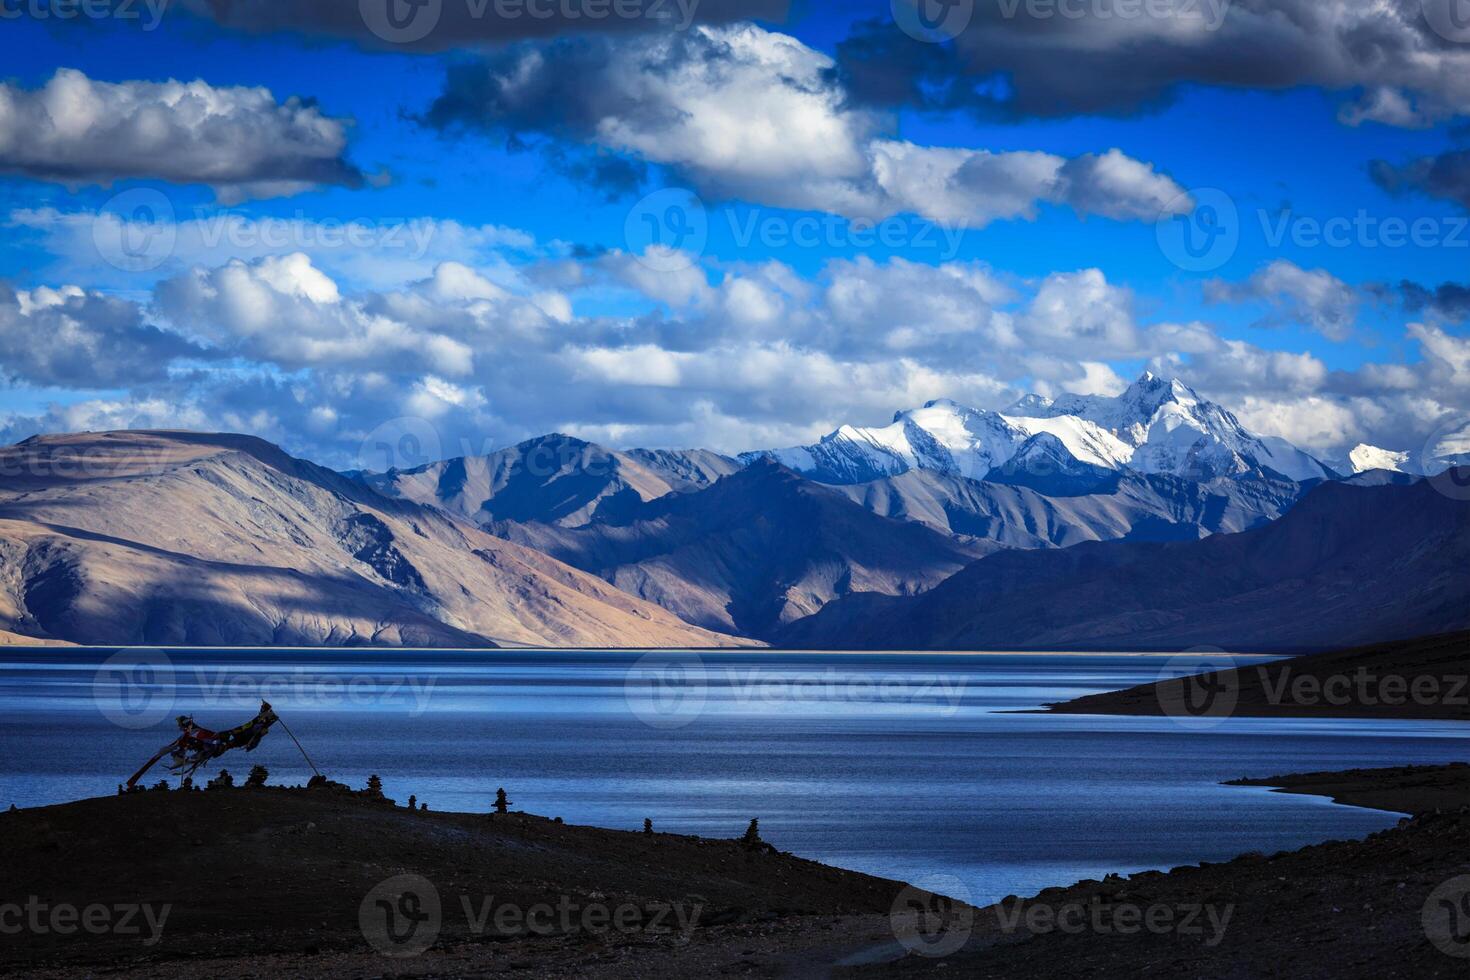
[{"left": 1, "top": 648, "right": 1465, "bottom": 905}]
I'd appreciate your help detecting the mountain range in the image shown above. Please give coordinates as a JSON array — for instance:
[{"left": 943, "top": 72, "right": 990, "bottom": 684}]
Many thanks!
[
  {"left": 742, "top": 373, "right": 1337, "bottom": 486},
  {"left": 489, "top": 460, "right": 997, "bottom": 640},
  {"left": 363, "top": 434, "right": 740, "bottom": 529},
  {"left": 0, "top": 373, "right": 1463, "bottom": 649},
  {"left": 776, "top": 477, "right": 1470, "bottom": 652},
  {"left": 0, "top": 432, "right": 747, "bottom": 648}
]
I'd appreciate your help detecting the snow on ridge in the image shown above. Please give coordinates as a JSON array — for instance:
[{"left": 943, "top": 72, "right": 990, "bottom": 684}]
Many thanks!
[
  {"left": 1347, "top": 444, "right": 1411, "bottom": 474},
  {"left": 751, "top": 372, "right": 1340, "bottom": 485}
]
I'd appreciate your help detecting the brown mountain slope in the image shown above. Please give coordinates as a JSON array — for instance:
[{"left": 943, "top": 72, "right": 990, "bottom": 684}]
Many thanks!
[
  {"left": 777, "top": 476, "right": 1470, "bottom": 651},
  {"left": 0, "top": 431, "right": 752, "bottom": 648},
  {"left": 365, "top": 434, "right": 741, "bottom": 528},
  {"left": 491, "top": 460, "right": 998, "bottom": 640}
]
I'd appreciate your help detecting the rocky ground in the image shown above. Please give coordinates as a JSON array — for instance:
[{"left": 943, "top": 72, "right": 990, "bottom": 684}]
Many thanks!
[
  {"left": 4, "top": 764, "right": 1467, "bottom": 978},
  {"left": 0, "top": 781, "right": 907, "bottom": 976}
]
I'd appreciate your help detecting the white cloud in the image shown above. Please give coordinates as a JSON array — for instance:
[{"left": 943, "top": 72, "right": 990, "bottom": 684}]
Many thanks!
[
  {"left": 1231, "top": 395, "right": 1364, "bottom": 454},
  {"left": 7, "top": 207, "right": 538, "bottom": 291},
  {"left": 0, "top": 282, "right": 206, "bottom": 388},
  {"left": 1206, "top": 260, "right": 1359, "bottom": 341},
  {"left": 1020, "top": 269, "right": 1141, "bottom": 357},
  {"left": 153, "top": 254, "right": 492, "bottom": 376},
  {"left": 4, "top": 241, "right": 1466, "bottom": 468},
  {"left": 1409, "top": 322, "right": 1470, "bottom": 389},
  {"left": 428, "top": 25, "right": 1189, "bottom": 230},
  {"left": 0, "top": 69, "right": 362, "bottom": 200}
]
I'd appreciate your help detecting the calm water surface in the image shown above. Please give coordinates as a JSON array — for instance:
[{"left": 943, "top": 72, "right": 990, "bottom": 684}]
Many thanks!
[{"left": 1, "top": 649, "right": 1465, "bottom": 905}]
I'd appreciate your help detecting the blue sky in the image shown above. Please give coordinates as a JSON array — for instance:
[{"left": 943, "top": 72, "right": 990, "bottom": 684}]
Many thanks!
[{"left": 0, "top": 1, "right": 1467, "bottom": 466}]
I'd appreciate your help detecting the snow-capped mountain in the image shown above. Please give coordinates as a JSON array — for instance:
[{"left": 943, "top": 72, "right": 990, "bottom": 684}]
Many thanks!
[
  {"left": 1010, "top": 373, "right": 1337, "bottom": 482},
  {"left": 1333, "top": 444, "right": 1414, "bottom": 476},
  {"left": 744, "top": 373, "right": 1337, "bottom": 485},
  {"left": 742, "top": 400, "right": 1130, "bottom": 485}
]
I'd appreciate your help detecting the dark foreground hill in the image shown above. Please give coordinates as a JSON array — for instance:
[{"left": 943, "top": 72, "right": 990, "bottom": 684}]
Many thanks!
[
  {"left": 0, "top": 784, "right": 907, "bottom": 974},
  {"left": 779, "top": 476, "right": 1470, "bottom": 651},
  {"left": 5, "top": 769, "right": 1467, "bottom": 979}
]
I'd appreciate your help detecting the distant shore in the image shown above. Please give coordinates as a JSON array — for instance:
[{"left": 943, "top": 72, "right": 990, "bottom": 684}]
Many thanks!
[
  {"left": 1045, "top": 630, "right": 1470, "bottom": 722},
  {"left": 0, "top": 642, "right": 1284, "bottom": 656}
]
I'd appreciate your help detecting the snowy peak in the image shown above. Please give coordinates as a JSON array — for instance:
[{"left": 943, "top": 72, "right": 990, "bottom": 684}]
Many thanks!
[
  {"left": 1002, "top": 393, "right": 1055, "bottom": 416},
  {"left": 750, "top": 373, "right": 1336, "bottom": 486},
  {"left": 1027, "top": 373, "right": 1331, "bottom": 482},
  {"left": 1040, "top": 373, "right": 1207, "bottom": 445},
  {"left": 1344, "top": 444, "right": 1412, "bottom": 475}
]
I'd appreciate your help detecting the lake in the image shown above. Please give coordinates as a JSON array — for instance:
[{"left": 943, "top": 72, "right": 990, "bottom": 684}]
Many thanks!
[{"left": 1, "top": 648, "right": 1465, "bottom": 906}]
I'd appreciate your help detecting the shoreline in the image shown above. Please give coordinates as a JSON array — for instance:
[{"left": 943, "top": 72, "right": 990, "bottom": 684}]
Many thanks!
[
  {"left": 6, "top": 763, "right": 1468, "bottom": 978},
  {"left": 1226, "top": 763, "right": 1470, "bottom": 817},
  {"left": 1, "top": 643, "right": 1287, "bottom": 656},
  {"left": 0, "top": 643, "right": 1287, "bottom": 658},
  {"left": 1043, "top": 630, "right": 1470, "bottom": 722}
]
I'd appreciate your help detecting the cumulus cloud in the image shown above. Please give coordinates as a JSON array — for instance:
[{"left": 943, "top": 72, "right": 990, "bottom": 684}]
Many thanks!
[
  {"left": 3, "top": 242, "right": 1465, "bottom": 469},
  {"left": 871, "top": 143, "right": 1187, "bottom": 227},
  {"left": 1230, "top": 395, "right": 1366, "bottom": 454},
  {"left": 1019, "top": 269, "right": 1142, "bottom": 357},
  {"left": 1409, "top": 321, "right": 1470, "bottom": 390},
  {"left": 1153, "top": 341, "right": 1329, "bottom": 397},
  {"left": 8, "top": 206, "right": 541, "bottom": 292},
  {"left": 424, "top": 25, "right": 1188, "bottom": 228},
  {"left": 1205, "top": 260, "right": 1359, "bottom": 341},
  {"left": 835, "top": 1, "right": 1470, "bottom": 127},
  {"left": 0, "top": 69, "right": 363, "bottom": 200},
  {"left": 152, "top": 253, "right": 575, "bottom": 377},
  {"left": 0, "top": 283, "right": 208, "bottom": 388}
]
